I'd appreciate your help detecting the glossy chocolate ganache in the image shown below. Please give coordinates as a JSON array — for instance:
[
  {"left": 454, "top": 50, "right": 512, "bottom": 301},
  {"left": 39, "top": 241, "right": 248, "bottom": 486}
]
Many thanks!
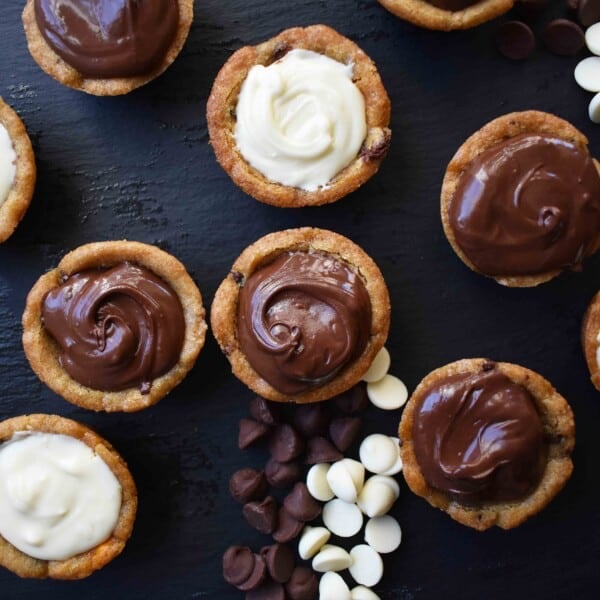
[
  {"left": 449, "top": 133, "right": 600, "bottom": 276},
  {"left": 237, "top": 251, "right": 372, "bottom": 395},
  {"left": 412, "top": 368, "right": 547, "bottom": 503},
  {"left": 34, "top": 0, "right": 179, "bottom": 78},
  {"left": 42, "top": 262, "right": 185, "bottom": 393}
]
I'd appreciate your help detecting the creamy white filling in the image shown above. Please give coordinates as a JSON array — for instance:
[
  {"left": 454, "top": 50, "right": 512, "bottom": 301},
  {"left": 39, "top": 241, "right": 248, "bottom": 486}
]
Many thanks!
[
  {"left": 0, "top": 122, "right": 17, "bottom": 206},
  {"left": 0, "top": 432, "right": 122, "bottom": 561},
  {"left": 234, "top": 49, "right": 367, "bottom": 192}
]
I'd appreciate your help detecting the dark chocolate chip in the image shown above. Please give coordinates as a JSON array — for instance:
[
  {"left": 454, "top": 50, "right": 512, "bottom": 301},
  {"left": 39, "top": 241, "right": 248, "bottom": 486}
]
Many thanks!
[
  {"left": 269, "top": 42, "right": 290, "bottom": 64},
  {"left": 265, "top": 458, "right": 302, "bottom": 489},
  {"left": 293, "top": 404, "right": 331, "bottom": 438},
  {"left": 305, "top": 436, "right": 343, "bottom": 465},
  {"left": 542, "top": 18, "right": 585, "bottom": 55},
  {"left": 260, "top": 543, "right": 295, "bottom": 583},
  {"left": 223, "top": 545, "right": 255, "bottom": 586},
  {"left": 495, "top": 21, "right": 535, "bottom": 60},
  {"left": 329, "top": 416, "right": 362, "bottom": 452},
  {"left": 269, "top": 424, "right": 305, "bottom": 463},
  {"left": 239, "top": 418, "right": 271, "bottom": 450},
  {"left": 514, "top": 0, "right": 550, "bottom": 21},
  {"left": 231, "top": 270, "right": 244, "bottom": 284},
  {"left": 481, "top": 360, "right": 496, "bottom": 372},
  {"left": 246, "top": 580, "right": 286, "bottom": 600},
  {"left": 272, "top": 507, "right": 304, "bottom": 543},
  {"left": 285, "top": 566, "right": 319, "bottom": 600},
  {"left": 333, "top": 384, "right": 369, "bottom": 414},
  {"left": 283, "top": 483, "right": 322, "bottom": 522},
  {"left": 243, "top": 496, "right": 278, "bottom": 534},
  {"left": 578, "top": 0, "right": 600, "bottom": 27},
  {"left": 359, "top": 129, "right": 391, "bottom": 161},
  {"left": 238, "top": 555, "right": 268, "bottom": 592},
  {"left": 250, "top": 396, "right": 281, "bottom": 426},
  {"left": 567, "top": 0, "right": 580, "bottom": 10},
  {"left": 229, "top": 468, "right": 268, "bottom": 503}
]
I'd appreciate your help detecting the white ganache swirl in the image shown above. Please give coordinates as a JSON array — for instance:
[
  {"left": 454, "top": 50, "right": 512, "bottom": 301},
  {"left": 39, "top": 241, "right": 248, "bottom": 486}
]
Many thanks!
[
  {"left": 0, "top": 122, "right": 16, "bottom": 206},
  {"left": 0, "top": 432, "right": 122, "bottom": 561},
  {"left": 234, "top": 49, "right": 367, "bottom": 192}
]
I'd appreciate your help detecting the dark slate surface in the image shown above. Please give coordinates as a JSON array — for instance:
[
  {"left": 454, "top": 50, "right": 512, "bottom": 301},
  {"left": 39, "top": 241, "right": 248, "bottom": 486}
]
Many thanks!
[{"left": 1, "top": 0, "right": 599, "bottom": 598}]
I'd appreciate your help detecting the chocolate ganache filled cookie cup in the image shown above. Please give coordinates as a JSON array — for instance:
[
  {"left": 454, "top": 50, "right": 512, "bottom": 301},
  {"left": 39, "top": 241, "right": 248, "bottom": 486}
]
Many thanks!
[
  {"left": 211, "top": 228, "right": 391, "bottom": 403},
  {"left": 399, "top": 359, "right": 575, "bottom": 530},
  {"left": 22, "top": 0, "right": 194, "bottom": 96},
  {"left": 442, "top": 111, "right": 600, "bottom": 287},
  {"left": 23, "top": 241, "right": 207, "bottom": 412}
]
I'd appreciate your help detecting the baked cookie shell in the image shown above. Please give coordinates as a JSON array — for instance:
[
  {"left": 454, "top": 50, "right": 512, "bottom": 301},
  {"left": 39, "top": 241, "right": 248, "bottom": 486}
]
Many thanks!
[
  {"left": 399, "top": 358, "right": 575, "bottom": 530},
  {"left": 0, "top": 414, "right": 137, "bottom": 579},
  {"left": 441, "top": 110, "right": 600, "bottom": 287},
  {"left": 22, "top": 241, "right": 207, "bottom": 412},
  {"left": 210, "top": 228, "right": 391, "bottom": 403},
  {"left": 582, "top": 291, "right": 600, "bottom": 392},
  {"left": 206, "top": 25, "right": 391, "bottom": 208},
  {"left": 0, "top": 98, "right": 36, "bottom": 243},
  {"left": 22, "top": 0, "right": 194, "bottom": 96}
]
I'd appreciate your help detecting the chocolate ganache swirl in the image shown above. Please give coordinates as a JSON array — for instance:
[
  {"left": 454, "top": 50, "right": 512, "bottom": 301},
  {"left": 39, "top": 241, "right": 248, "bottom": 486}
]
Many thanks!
[
  {"left": 449, "top": 134, "right": 600, "bottom": 276},
  {"left": 34, "top": 0, "right": 179, "bottom": 79},
  {"left": 42, "top": 262, "right": 185, "bottom": 393},
  {"left": 412, "top": 369, "right": 546, "bottom": 503},
  {"left": 237, "top": 251, "right": 372, "bottom": 395}
]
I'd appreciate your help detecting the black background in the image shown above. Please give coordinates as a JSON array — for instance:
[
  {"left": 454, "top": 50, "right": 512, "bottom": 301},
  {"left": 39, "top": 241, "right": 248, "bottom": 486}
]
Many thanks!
[{"left": 1, "top": 1, "right": 599, "bottom": 598}]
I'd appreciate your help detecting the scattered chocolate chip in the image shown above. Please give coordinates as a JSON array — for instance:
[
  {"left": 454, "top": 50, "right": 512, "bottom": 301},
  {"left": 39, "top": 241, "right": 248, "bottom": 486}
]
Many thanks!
[
  {"left": 272, "top": 507, "right": 304, "bottom": 543},
  {"left": 567, "top": 0, "right": 580, "bottom": 10},
  {"left": 223, "top": 545, "right": 255, "bottom": 586},
  {"left": 578, "top": 0, "right": 600, "bottom": 27},
  {"left": 250, "top": 396, "right": 281, "bottom": 426},
  {"left": 239, "top": 418, "right": 271, "bottom": 450},
  {"left": 238, "top": 554, "right": 268, "bottom": 592},
  {"left": 229, "top": 468, "right": 268, "bottom": 503},
  {"left": 542, "top": 19, "right": 585, "bottom": 55},
  {"left": 285, "top": 566, "right": 319, "bottom": 600},
  {"left": 514, "top": 0, "right": 550, "bottom": 21},
  {"left": 283, "top": 483, "right": 322, "bottom": 522},
  {"left": 495, "top": 21, "right": 535, "bottom": 60},
  {"left": 305, "top": 436, "right": 343, "bottom": 465},
  {"left": 243, "top": 496, "right": 279, "bottom": 535},
  {"left": 293, "top": 404, "right": 331, "bottom": 437},
  {"left": 334, "top": 384, "right": 369, "bottom": 414},
  {"left": 260, "top": 544, "right": 295, "bottom": 583},
  {"left": 265, "top": 458, "right": 302, "bottom": 489},
  {"left": 329, "top": 416, "right": 362, "bottom": 452},
  {"left": 269, "top": 424, "right": 305, "bottom": 463},
  {"left": 246, "top": 580, "right": 286, "bottom": 600}
]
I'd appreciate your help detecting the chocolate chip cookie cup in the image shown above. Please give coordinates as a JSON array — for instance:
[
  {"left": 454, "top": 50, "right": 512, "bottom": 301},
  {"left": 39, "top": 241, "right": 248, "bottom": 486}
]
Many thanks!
[
  {"left": 22, "top": 0, "right": 194, "bottom": 96},
  {"left": 399, "top": 359, "right": 575, "bottom": 530},
  {"left": 22, "top": 241, "right": 207, "bottom": 412},
  {"left": 211, "top": 228, "right": 390, "bottom": 403},
  {"left": 441, "top": 111, "right": 600, "bottom": 287},
  {"left": 377, "top": 0, "right": 513, "bottom": 30},
  {"left": 0, "top": 414, "right": 137, "bottom": 579},
  {"left": 581, "top": 292, "right": 600, "bottom": 392},
  {"left": 0, "top": 98, "right": 35, "bottom": 243},
  {"left": 206, "top": 25, "right": 391, "bottom": 208}
]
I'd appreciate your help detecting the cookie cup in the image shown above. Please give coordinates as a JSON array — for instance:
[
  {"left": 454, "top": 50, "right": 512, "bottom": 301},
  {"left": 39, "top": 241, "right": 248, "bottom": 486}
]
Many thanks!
[
  {"left": 22, "top": 0, "right": 194, "bottom": 96},
  {"left": 581, "top": 292, "right": 600, "bottom": 392},
  {"left": 399, "top": 358, "right": 575, "bottom": 530},
  {"left": 22, "top": 241, "right": 207, "bottom": 412},
  {"left": 211, "top": 228, "right": 391, "bottom": 403},
  {"left": 207, "top": 25, "right": 391, "bottom": 207},
  {"left": 0, "top": 414, "right": 137, "bottom": 579}
]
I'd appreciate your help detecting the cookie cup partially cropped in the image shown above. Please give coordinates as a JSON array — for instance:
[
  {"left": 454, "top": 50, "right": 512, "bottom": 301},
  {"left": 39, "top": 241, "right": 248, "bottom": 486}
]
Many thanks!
[
  {"left": 211, "top": 228, "right": 391, "bottom": 403},
  {"left": 581, "top": 291, "right": 600, "bottom": 392},
  {"left": 23, "top": 241, "right": 207, "bottom": 412},
  {"left": 378, "top": 0, "right": 513, "bottom": 31},
  {"left": 22, "top": 0, "right": 193, "bottom": 96},
  {"left": 0, "top": 98, "right": 35, "bottom": 243},
  {"left": 0, "top": 414, "right": 137, "bottom": 579},
  {"left": 207, "top": 25, "right": 391, "bottom": 207},
  {"left": 399, "top": 358, "right": 575, "bottom": 530}
]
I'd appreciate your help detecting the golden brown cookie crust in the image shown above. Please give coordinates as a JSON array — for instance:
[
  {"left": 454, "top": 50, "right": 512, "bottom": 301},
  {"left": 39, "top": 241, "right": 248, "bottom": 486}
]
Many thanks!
[
  {"left": 581, "top": 292, "right": 600, "bottom": 392},
  {"left": 211, "top": 228, "right": 391, "bottom": 403},
  {"left": 22, "top": 241, "right": 207, "bottom": 412},
  {"left": 0, "top": 414, "right": 137, "bottom": 579},
  {"left": 441, "top": 110, "right": 600, "bottom": 288},
  {"left": 206, "top": 25, "right": 392, "bottom": 208},
  {"left": 399, "top": 358, "right": 575, "bottom": 531},
  {"left": 378, "top": 0, "right": 513, "bottom": 30},
  {"left": 22, "top": 0, "right": 194, "bottom": 96},
  {"left": 0, "top": 98, "right": 36, "bottom": 243}
]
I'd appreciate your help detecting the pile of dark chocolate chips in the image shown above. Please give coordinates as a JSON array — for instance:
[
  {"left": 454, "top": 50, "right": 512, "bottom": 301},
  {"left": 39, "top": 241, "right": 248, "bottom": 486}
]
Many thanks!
[
  {"left": 495, "top": 0, "right": 599, "bottom": 60},
  {"left": 223, "top": 386, "right": 369, "bottom": 599}
]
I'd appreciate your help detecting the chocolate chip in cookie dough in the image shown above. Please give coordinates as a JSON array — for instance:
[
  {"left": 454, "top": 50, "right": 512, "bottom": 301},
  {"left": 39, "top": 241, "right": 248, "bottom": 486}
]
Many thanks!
[
  {"left": 230, "top": 468, "right": 268, "bottom": 503},
  {"left": 283, "top": 483, "right": 322, "bottom": 522},
  {"left": 285, "top": 566, "right": 319, "bottom": 600},
  {"left": 243, "top": 496, "right": 279, "bottom": 534},
  {"left": 265, "top": 458, "right": 302, "bottom": 489},
  {"left": 496, "top": 21, "right": 536, "bottom": 60},
  {"left": 304, "top": 436, "right": 343, "bottom": 465},
  {"left": 269, "top": 424, "right": 305, "bottom": 463},
  {"left": 272, "top": 507, "right": 304, "bottom": 543},
  {"left": 239, "top": 418, "right": 271, "bottom": 449},
  {"left": 542, "top": 19, "right": 585, "bottom": 55}
]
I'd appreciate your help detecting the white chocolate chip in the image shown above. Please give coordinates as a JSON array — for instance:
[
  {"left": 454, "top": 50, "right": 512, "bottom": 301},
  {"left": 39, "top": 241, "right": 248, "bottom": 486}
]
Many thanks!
[
  {"left": 307, "top": 464, "right": 335, "bottom": 502},
  {"left": 322, "top": 499, "right": 364, "bottom": 538},
  {"left": 349, "top": 545, "right": 383, "bottom": 587},
  {"left": 369, "top": 475, "right": 400, "bottom": 498},
  {"left": 586, "top": 23, "right": 600, "bottom": 56},
  {"left": 319, "top": 571, "right": 352, "bottom": 600},
  {"left": 359, "top": 434, "right": 398, "bottom": 474},
  {"left": 575, "top": 57, "right": 600, "bottom": 92},
  {"left": 299, "top": 526, "right": 331, "bottom": 560},
  {"left": 326, "top": 459, "right": 364, "bottom": 503},
  {"left": 367, "top": 375, "right": 408, "bottom": 410},
  {"left": 364, "top": 515, "right": 402, "bottom": 554},
  {"left": 342, "top": 458, "right": 366, "bottom": 491},
  {"left": 351, "top": 586, "right": 382, "bottom": 600},
  {"left": 361, "top": 347, "right": 391, "bottom": 383},
  {"left": 312, "top": 544, "right": 353, "bottom": 572},
  {"left": 357, "top": 476, "right": 399, "bottom": 518},
  {"left": 380, "top": 437, "right": 402, "bottom": 476},
  {"left": 589, "top": 93, "right": 600, "bottom": 124}
]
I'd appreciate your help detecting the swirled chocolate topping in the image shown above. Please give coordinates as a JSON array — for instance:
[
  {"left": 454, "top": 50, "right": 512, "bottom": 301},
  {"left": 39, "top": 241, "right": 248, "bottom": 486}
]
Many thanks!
[
  {"left": 34, "top": 0, "right": 179, "bottom": 79},
  {"left": 449, "top": 134, "right": 600, "bottom": 276},
  {"left": 426, "top": 0, "right": 480, "bottom": 10},
  {"left": 237, "top": 251, "right": 372, "bottom": 395},
  {"left": 42, "top": 262, "right": 185, "bottom": 393},
  {"left": 412, "top": 369, "right": 546, "bottom": 503}
]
